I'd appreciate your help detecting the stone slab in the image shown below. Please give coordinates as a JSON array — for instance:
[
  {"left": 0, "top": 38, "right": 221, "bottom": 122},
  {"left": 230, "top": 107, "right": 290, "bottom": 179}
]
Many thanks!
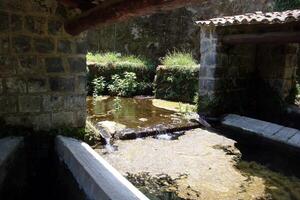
[
  {"left": 287, "top": 132, "right": 300, "bottom": 148},
  {"left": 222, "top": 114, "right": 300, "bottom": 149},
  {"left": 0, "top": 137, "right": 23, "bottom": 187},
  {"left": 273, "top": 127, "right": 298, "bottom": 143},
  {"left": 55, "top": 136, "right": 149, "bottom": 200}
]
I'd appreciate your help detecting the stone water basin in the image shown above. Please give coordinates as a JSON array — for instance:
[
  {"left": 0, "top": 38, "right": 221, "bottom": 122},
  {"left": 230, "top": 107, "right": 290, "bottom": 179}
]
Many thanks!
[{"left": 86, "top": 96, "right": 199, "bottom": 139}]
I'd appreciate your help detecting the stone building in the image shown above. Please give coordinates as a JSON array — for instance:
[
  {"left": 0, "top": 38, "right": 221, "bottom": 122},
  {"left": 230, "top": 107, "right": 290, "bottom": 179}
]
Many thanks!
[
  {"left": 197, "top": 10, "right": 300, "bottom": 118},
  {"left": 0, "top": 0, "right": 87, "bottom": 130}
]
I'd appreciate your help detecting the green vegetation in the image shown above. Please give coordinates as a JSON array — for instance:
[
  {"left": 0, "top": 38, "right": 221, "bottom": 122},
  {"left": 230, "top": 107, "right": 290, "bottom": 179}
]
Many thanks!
[
  {"left": 112, "top": 97, "right": 122, "bottom": 112},
  {"left": 87, "top": 52, "right": 155, "bottom": 95},
  {"left": 108, "top": 72, "right": 139, "bottom": 97},
  {"left": 92, "top": 76, "right": 106, "bottom": 96},
  {"left": 161, "top": 52, "right": 197, "bottom": 69},
  {"left": 154, "top": 52, "right": 199, "bottom": 103},
  {"left": 87, "top": 52, "right": 148, "bottom": 68},
  {"left": 274, "top": 0, "right": 300, "bottom": 11}
]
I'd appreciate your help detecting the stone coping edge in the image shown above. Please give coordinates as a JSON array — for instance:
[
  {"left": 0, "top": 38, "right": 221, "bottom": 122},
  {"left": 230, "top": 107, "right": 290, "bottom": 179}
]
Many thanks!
[
  {"left": 55, "top": 135, "right": 149, "bottom": 200},
  {"left": 0, "top": 137, "right": 24, "bottom": 187}
]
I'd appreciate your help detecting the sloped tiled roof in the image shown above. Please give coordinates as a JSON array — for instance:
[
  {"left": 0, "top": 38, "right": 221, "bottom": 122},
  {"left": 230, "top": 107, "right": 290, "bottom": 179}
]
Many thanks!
[{"left": 196, "top": 9, "right": 300, "bottom": 27}]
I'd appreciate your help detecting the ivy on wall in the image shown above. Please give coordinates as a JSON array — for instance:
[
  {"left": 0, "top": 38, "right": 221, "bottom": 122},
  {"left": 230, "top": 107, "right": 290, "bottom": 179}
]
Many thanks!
[{"left": 274, "top": 0, "right": 300, "bottom": 11}]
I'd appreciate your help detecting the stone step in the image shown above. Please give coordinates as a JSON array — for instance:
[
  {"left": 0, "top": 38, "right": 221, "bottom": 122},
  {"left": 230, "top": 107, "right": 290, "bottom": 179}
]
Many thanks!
[{"left": 222, "top": 114, "right": 300, "bottom": 149}]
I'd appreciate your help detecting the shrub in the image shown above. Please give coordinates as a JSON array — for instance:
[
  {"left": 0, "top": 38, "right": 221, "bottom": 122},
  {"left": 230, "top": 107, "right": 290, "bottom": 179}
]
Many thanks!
[
  {"left": 92, "top": 76, "right": 106, "bottom": 96},
  {"left": 87, "top": 52, "right": 155, "bottom": 95},
  {"left": 154, "top": 52, "right": 199, "bottom": 103},
  {"left": 108, "top": 72, "right": 139, "bottom": 97}
]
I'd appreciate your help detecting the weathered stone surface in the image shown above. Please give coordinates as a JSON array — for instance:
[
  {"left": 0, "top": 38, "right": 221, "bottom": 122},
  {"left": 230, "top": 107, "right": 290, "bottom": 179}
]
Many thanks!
[
  {"left": 58, "top": 40, "right": 72, "bottom": 53},
  {"left": 52, "top": 112, "right": 75, "bottom": 127},
  {"left": 19, "top": 95, "right": 42, "bottom": 112},
  {"left": 75, "top": 39, "right": 87, "bottom": 54},
  {"left": 0, "top": 12, "right": 9, "bottom": 31},
  {"left": 48, "top": 19, "right": 63, "bottom": 35},
  {"left": 64, "top": 95, "right": 86, "bottom": 111},
  {"left": 42, "top": 95, "right": 64, "bottom": 112},
  {"left": 34, "top": 37, "right": 54, "bottom": 53},
  {"left": 33, "top": 113, "right": 51, "bottom": 130},
  {"left": 287, "top": 132, "right": 300, "bottom": 148},
  {"left": 0, "top": 96, "right": 17, "bottom": 113},
  {"left": 0, "top": 79, "right": 2, "bottom": 93},
  {"left": 12, "top": 35, "right": 32, "bottom": 53},
  {"left": 28, "top": 77, "right": 48, "bottom": 93},
  {"left": 95, "top": 121, "right": 127, "bottom": 139},
  {"left": 222, "top": 114, "right": 300, "bottom": 149},
  {"left": 56, "top": 136, "right": 148, "bottom": 200},
  {"left": 49, "top": 77, "right": 75, "bottom": 92},
  {"left": 68, "top": 57, "right": 86, "bottom": 73},
  {"left": 18, "top": 56, "right": 41, "bottom": 74},
  {"left": 25, "top": 16, "right": 46, "bottom": 34},
  {"left": 77, "top": 75, "right": 87, "bottom": 93},
  {"left": 0, "top": 36, "right": 10, "bottom": 54},
  {"left": 6, "top": 78, "right": 27, "bottom": 93},
  {"left": 45, "top": 57, "right": 64, "bottom": 73},
  {"left": 11, "top": 14, "right": 23, "bottom": 32},
  {"left": 0, "top": 56, "right": 16, "bottom": 76},
  {"left": 273, "top": 127, "right": 298, "bottom": 143}
]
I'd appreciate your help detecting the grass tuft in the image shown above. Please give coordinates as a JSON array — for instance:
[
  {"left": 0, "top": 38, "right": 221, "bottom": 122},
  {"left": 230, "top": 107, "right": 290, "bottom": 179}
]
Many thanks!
[{"left": 161, "top": 52, "right": 198, "bottom": 68}]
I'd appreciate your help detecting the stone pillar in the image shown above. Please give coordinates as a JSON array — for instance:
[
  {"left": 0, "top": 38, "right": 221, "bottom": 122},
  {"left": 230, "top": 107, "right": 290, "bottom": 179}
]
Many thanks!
[
  {"left": 0, "top": 0, "right": 87, "bottom": 130},
  {"left": 198, "top": 26, "right": 218, "bottom": 114}
]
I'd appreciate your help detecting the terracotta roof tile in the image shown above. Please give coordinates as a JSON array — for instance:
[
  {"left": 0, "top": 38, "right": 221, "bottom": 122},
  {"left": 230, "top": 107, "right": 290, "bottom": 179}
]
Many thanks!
[{"left": 196, "top": 9, "right": 300, "bottom": 26}]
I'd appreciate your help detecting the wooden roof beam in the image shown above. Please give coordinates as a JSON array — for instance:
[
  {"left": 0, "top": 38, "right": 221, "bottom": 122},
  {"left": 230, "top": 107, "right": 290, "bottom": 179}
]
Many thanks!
[{"left": 65, "top": 0, "right": 200, "bottom": 35}]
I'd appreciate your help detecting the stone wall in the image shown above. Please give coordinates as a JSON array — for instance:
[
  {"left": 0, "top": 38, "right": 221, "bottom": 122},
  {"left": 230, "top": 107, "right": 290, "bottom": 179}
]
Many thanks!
[
  {"left": 87, "top": 0, "right": 274, "bottom": 63},
  {"left": 0, "top": 0, "right": 87, "bottom": 130},
  {"left": 198, "top": 24, "right": 299, "bottom": 116}
]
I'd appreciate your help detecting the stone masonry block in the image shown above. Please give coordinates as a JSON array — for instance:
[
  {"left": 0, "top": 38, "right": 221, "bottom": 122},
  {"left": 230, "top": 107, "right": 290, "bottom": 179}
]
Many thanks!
[
  {"left": 52, "top": 112, "right": 75, "bottom": 127},
  {"left": 0, "top": 79, "right": 2, "bottom": 93},
  {"left": 42, "top": 95, "right": 64, "bottom": 112},
  {"left": 12, "top": 35, "right": 32, "bottom": 53},
  {"left": 46, "top": 57, "right": 64, "bottom": 73},
  {"left": 34, "top": 37, "right": 55, "bottom": 53},
  {"left": 0, "top": 96, "right": 17, "bottom": 113},
  {"left": 18, "top": 56, "right": 42, "bottom": 74},
  {"left": 25, "top": 16, "right": 46, "bottom": 35},
  {"left": 33, "top": 113, "right": 51, "bottom": 130},
  {"left": 6, "top": 78, "right": 27, "bottom": 93},
  {"left": 28, "top": 77, "right": 48, "bottom": 93},
  {"left": 0, "top": 36, "right": 10, "bottom": 54},
  {"left": 49, "top": 77, "right": 75, "bottom": 92},
  {"left": 77, "top": 75, "right": 87, "bottom": 93},
  {"left": 0, "top": 12, "right": 9, "bottom": 31},
  {"left": 48, "top": 19, "right": 63, "bottom": 35},
  {"left": 58, "top": 40, "right": 72, "bottom": 53},
  {"left": 0, "top": 56, "right": 17, "bottom": 76},
  {"left": 68, "top": 57, "right": 86, "bottom": 73},
  {"left": 64, "top": 95, "right": 86, "bottom": 111},
  {"left": 11, "top": 14, "right": 23, "bottom": 32},
  {"left": 19, "top": 95, "right": 42, "bottom": 112}
]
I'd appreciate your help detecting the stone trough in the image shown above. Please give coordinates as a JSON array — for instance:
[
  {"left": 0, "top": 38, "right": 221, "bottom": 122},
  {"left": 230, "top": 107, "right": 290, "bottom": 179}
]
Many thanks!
[
  {"left": 0, "top": 136, "right": 149, "bottom": 200},
  {"left": 222, "top": 114, "right": 300, "bottom": 150}
]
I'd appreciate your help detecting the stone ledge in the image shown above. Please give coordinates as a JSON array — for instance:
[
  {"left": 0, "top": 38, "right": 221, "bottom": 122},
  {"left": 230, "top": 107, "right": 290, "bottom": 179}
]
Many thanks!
[
  {"left": 0, "top": 137, "right": 24, "bottom": 187},
  {"left": 55, "top": 136, "right": 149, "bottom": 200},
  {"left": 222, "top": 114, "right": 300, "bottom": 149}
]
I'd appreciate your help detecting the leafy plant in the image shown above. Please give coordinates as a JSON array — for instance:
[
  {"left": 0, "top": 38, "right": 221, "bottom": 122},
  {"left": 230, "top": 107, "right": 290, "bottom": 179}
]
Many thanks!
[
  {"left": 161, "top": 51, "right": 197, "bottom": 68},
  {"left": 113, "top": 97, "right": 122, "bottom": 112},
  {"left": 92, "top": 76, "right": 106, "bottom": 96},
  {"left": 108, "top": 72, "right": 138, "bottom": 97}
]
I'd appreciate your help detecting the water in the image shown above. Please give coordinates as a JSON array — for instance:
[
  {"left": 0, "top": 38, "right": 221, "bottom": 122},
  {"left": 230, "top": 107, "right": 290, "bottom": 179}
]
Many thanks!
[{"left": 87, "top": 96, "right": 196, "bottom": 131}]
